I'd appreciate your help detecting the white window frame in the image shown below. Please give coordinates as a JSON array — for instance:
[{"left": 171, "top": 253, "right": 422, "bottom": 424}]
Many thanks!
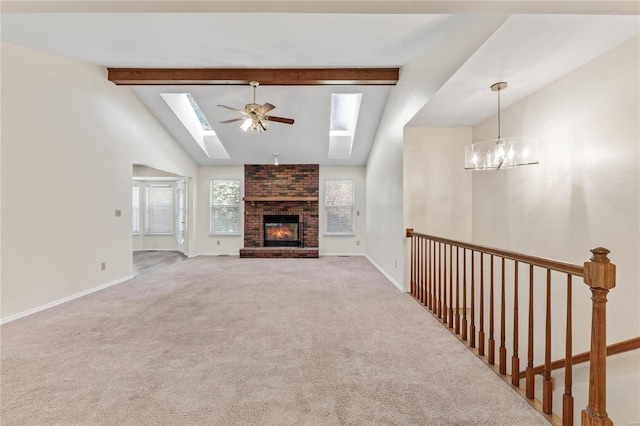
[
  {"left": 324, "top": 179, "right": 355, "bottom": 235},
  {"left": 132, "top": 185, "right": 140, "bottom": 235},
  {"left": 210, "top": 179, "right": 241, "bottom": 235},
  {"left": 145, "top": 184, "right": 174, "bottom": 235}
]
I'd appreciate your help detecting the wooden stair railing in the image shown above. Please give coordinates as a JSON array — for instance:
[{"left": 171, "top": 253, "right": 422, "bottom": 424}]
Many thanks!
[
  {"left": 406, "top": 229, "right": 628, "bottom": 426},
  {"left": 522, "top": 337, "right": 640, "bottom": 378}
]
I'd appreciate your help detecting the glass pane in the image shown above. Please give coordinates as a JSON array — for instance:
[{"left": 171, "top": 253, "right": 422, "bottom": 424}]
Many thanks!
[
  {"left": 325, "top": 180, "right": 353, "bottom": 206},
  {"left": 212, "top": 180, "right": 240, "bottom": 206},
  {"left": 146, "top": 187, "right": 173, "bottom": 233},
  {"left": 326, "top": 206, "right": 353, "bottom": 233},
  {"left": 186, "top": 93, "right": 213, "bottom": 131},
  {"left": 211, "top": 207, "right": 239, "bottom": 233},
  {"left": 132, "top": 187, "right": 140, "bottom": 233}
]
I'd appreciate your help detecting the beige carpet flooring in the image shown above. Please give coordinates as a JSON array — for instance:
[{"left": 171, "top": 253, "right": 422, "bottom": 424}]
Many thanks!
[{"left": 1, "top": 256, "right": 549, "bottom": 425}]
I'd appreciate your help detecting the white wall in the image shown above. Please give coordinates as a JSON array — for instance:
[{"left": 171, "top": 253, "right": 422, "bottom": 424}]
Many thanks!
[
  {"left": 471, "top": 36, "right": 639, "bottom": 424},
  {"left": 319, "top": 166, "right": 366, "bottom": 255},
  {"left": 402, "top": 127, "right": 473, "bottom": 289},
  {"left": 403, "top": 127, "right": 473, "bottom": 239},
  {"left": 196, "top": 166, "right": 244, "bottom": 256},
  {"left": 366, "top": 15, "right": 507, "bottom": 289},
  {"left": 1, "top": 42, "right": 198, "bottom": 321}
]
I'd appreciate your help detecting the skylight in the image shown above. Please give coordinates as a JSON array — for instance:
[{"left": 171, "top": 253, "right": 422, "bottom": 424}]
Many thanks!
[
  {"left": 329, "top": 93, "right": 362, "bottom": 160},
  {"left": 160, "top": 93, "right": 230, "bottom": 160},
  {"left": 186, "top": 93, "right": 213, "bottom": 131}
]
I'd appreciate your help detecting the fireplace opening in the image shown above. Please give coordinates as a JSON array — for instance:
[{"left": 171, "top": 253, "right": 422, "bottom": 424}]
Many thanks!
[{"left": 264, "top": 215, "right": 301, "bottom": 247}]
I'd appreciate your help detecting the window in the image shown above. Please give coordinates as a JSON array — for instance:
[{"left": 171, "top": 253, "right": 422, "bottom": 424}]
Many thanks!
[
  {"left": 186, "top": 93, "right": 213, "bottom": 131},
  {"left": 132, "top": 185, "right": 140, "bottom": 234},
  {"left": 146, "top": 185, "right": 173, "bottom": 234},
  {"left": 210, "top": 179, "right": 241, "bottom": 234},
  {"left": 325, "top": 179, "right": 354, "bottom": 234}
]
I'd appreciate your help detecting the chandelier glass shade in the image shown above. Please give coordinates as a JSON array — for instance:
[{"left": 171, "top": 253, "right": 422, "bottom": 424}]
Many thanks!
[
  {"left": 465, "top": 137, "right": 539, "bottom": 170},
  {"left": 465, "top": 82, "right": 539, "bottom": 170}
]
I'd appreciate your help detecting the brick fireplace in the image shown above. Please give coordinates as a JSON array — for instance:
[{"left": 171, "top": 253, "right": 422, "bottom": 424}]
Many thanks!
[{"left": 239, "top": 164, "right": 319, "bottom": 258}]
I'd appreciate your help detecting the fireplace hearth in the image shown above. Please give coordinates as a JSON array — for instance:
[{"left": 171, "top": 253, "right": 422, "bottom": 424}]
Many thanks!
[{"left": 264, "top": 215, "right": 301, "bottom": 247}]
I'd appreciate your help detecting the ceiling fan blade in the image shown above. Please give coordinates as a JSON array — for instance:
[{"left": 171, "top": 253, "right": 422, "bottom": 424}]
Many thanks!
[
  {"left": 258, "top": 103, "right": 276, "bottom": 114},
  {"left": 220, "top": 117, "right": 246, "bottom": 124},
  {"left": 265, "top": 115, "right": 295, "bottom": 125},
  {"left": 217, "top": 104, "right": 248, "bottom": 114}
]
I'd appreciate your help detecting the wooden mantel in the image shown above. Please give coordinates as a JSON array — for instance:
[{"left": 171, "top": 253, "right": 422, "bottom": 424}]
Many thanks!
[{"left": 243, "top": 196, "right": 318, "bottom": 202}]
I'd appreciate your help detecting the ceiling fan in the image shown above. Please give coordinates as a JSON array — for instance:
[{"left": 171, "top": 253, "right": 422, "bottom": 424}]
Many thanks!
[{"left": 218, "top": 81, "right": 295, "bottom": 133}]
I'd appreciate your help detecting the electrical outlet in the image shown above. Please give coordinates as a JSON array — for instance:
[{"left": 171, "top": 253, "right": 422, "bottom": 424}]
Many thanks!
[
  {"left": 217, "top": 240, "right": 220, "bottom": 246},
  {"left": 101, "top": 262, "right": 106, "bottom": 271},
  {"left": 115, "top": 209, "right": 121, "bottom": 217},
  {"left": 356, "top": 210, "right": 360, "bottom": 216},
  {"left": 394, "top": 260, "right": 398, "bottom": 268},
  {"left": 356, "top": 240, "right": 360, "bottom": 246}
]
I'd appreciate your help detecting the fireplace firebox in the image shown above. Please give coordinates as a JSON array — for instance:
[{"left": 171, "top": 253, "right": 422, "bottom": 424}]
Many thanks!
[{"left": 264, "top": 215, "right": 301, "bottom": 247}]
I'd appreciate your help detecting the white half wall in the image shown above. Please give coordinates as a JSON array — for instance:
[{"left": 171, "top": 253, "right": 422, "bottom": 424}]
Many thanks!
[
  {"left": 471, "top": 36, "right": 639, "bottom": 424},
  {"left": 1, "top": 42, "right": 197, "bottom": 320}
]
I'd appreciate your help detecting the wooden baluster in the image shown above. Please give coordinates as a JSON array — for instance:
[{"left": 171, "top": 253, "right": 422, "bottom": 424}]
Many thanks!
[
  {"left": 443, "top": 243, "right": 448, "bottom": 324},
  {"left": 431, "top": 240, "right": 436, "bottom": 312},
  {"left": 500, "top": 258, "right": 507, "bottom": 375},
  {"left": 410, "top": 235, "right": 415, "bottom": 296},
  {"left": 455, "top": 246, "right": 461, "bottom": 334},
  {"left": 449, "top": 244, "right": 454, "bottom": 329},
  {"left": 470, "top": 250, "right": 476, "bottom": 348},
  {"left": 422, "top": 238, "right": 428, "bottom": 306},
  {"left": 581, "top": 247, "right": 615, "bottom": 426},
  {"left": 418, "top": 237, "right": 423, "bottom": 303},
  {"left": 421, "top": 237, "right": 425, "bottom": 302},
  {"left": 512, "top": 261, "right": 520, "bottom": 387},
  {"left": 423, "top": 239, "right": 428, "bottom": 306},
  {"left": 438, "top": 242, "right": 443, "bottom": 319},
  {"left": 563, "top": 274, "right": 574, "bottom": 426},
  {"left": 428, "top": 240, "right": 433, "bottom": 311},
  {"left": 418, "top": 238, "right": 424, "bottom": 302},
  {"left": 479, "top": 253, "right": 485, "bottom": 356},
  {"left": 415, "top": 237, "right": 420, "bottom": 300},
  {"left": 462, "top": 249, "right": 468, "bottom": 341},
  {"left": 543, "top": 269, "right": 552, "bottom": 414},
  {"left": 526, "top": 265, "right": 535, "bottom": 399},
  {"left": 488, "top": 255, "right": 495, "bottom": 365}
]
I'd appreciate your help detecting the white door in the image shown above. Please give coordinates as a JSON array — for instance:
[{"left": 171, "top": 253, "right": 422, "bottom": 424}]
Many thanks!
[{"left": 176, "top": 179, "right": 187, "bottom": 254}]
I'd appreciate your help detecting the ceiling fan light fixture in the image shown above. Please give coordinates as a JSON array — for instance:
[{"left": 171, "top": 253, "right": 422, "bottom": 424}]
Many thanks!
[
  {"left": 465, "top": 82, "right": 539, "bottom": 170},
  {"left": 218, "top": 81, "right": 294, "bottom": 134},
  {"left": 241, "top": 118, "right": 252, "bottom": 132}
]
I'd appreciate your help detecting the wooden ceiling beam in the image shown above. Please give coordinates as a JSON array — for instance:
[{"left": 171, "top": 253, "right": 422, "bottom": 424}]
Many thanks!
[{"left": 107, "top": 68, "right": 399, "bottom": 86}]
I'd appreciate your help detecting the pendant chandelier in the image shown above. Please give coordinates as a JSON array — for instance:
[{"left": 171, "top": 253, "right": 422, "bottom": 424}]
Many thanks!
[{"left": 465, "top": 82, "right": 539, "bottom": 170}]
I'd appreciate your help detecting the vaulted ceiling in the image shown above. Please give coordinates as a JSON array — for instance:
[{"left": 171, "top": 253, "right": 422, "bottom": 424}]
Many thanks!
[{"left": 2, "top": 1, "right": 638, "bottom": 166}]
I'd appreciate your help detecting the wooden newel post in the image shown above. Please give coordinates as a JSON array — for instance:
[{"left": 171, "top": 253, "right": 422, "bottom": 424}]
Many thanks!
[{"left": 581, "top": 247, "right": 615, "bottom": 426}]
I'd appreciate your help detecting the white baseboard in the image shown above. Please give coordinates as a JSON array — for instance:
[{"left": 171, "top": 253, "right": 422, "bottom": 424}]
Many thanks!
[
  {"left": 364, "top": 255, "right": 405, "bottom": 292},
  {"left": 133, "top": 248, "right": 178, "bottom": 252},
  {"left": 1, "top": 275, "right": 134, "bottom": 325},
  {"left": 192, "top": 252, "right": 239, "bottom": 257},
  {"left": 320, "top": 253, "right": 366, "bottom": 257}
]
